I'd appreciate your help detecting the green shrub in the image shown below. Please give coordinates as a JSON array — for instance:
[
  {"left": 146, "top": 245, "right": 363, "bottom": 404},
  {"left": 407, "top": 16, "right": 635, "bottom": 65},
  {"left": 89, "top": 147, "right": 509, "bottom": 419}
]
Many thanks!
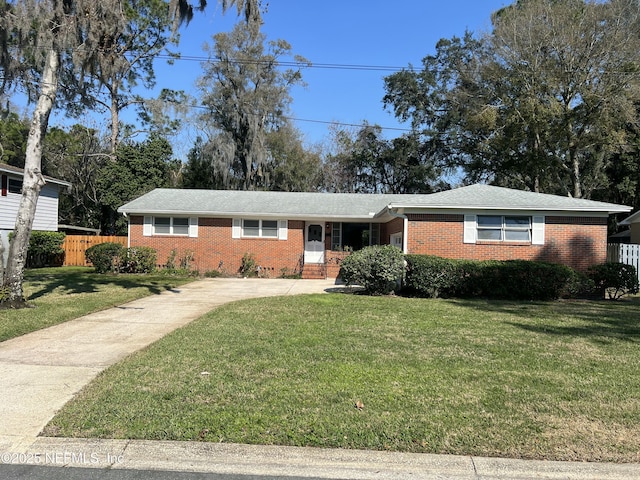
[
  {"left": 26, "top": 231, "right": 66, "bottom": 268},
  {"left": 405, "top": 255, "right": 459, "bottom": 298},
  {"left": 587, "top": 262, "right": 639, "bottom": 300},
  {"left": 561, "top": 269, "right": 597, "bottom": 299},
  {"left": 123, "top": 247, "right": 157, "bottom": 274},
  {"left": 472, "top": 260, "right": 574, "bottom": 301},
  {"left": 339, "top": 245, "right": 405, "bottom": 295},
  {"left": 85, "top": 242, "right": 125, "bottom": 274},
  {"left": 404, "top": 255, "right": 575, "bottom": 300}
]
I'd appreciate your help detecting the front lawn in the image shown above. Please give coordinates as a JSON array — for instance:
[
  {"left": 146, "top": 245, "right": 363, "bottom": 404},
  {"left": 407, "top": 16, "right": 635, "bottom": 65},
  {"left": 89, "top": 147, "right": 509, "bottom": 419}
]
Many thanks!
[
  {"left": 43, "top": 294, "right": 640, "bottom": 462},
  {"left": 0, "top": 267, "right": 194, "bottom": 342}
]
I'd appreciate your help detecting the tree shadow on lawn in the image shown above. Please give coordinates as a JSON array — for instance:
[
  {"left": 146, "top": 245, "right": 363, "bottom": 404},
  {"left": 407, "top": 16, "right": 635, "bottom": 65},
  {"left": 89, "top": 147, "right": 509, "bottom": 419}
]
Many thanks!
[
  {"left": 452, "top": 297, "right": 640, "bottom": 343},
  {"left": 25, "top": 270, "right": 177, "bottom": 301}
]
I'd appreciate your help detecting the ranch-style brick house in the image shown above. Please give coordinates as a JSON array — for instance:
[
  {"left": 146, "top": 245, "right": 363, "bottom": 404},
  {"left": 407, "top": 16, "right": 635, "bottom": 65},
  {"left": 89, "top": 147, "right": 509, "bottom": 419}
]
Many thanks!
[{"left": 117, "top": 184, "right": 631, "bottom": 279}]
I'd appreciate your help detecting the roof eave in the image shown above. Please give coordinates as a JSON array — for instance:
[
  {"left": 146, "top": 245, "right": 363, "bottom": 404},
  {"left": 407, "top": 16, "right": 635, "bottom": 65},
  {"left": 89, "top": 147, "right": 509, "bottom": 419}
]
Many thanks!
[
  {"left": 117, "top": 208, "right": 378, "bottom": 221},
  {"left": 387, "top": 203, "right": 632, "bottom": 214},
  {"left": 0, "top": 165, "right": 71, "bottom": 188}
]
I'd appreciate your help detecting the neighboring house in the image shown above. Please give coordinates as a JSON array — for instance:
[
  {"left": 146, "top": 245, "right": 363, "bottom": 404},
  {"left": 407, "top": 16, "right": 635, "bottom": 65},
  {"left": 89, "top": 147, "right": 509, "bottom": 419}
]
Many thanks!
[
  {"left": 117, "top": 184, "right": 631, "bottom": 279},
  {"left": 619, "top": 210, "right": 640, "bottom": 244},
  {"left": 0, "top": 163, "right": 71, "bottom": 263}
]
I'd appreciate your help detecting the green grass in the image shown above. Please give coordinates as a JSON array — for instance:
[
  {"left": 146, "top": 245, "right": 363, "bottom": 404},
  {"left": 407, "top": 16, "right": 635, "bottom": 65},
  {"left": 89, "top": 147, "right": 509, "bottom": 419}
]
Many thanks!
[
  {"left": 0, "top": 267, "right": 194, "bottom": 342},
  {"left": 44, "top": 294, "right": 640, "bottom": 462}
]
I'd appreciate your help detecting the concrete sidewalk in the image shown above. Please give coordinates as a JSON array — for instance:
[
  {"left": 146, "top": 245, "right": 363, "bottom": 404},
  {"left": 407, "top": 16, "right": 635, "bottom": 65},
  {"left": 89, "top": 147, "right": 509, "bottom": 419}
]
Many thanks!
[
  {"left": 1, "top": 277, "right": 638, "bottom": 479},
  {"left": 3, "top": 437, "right": 640, "bottom": 479}
]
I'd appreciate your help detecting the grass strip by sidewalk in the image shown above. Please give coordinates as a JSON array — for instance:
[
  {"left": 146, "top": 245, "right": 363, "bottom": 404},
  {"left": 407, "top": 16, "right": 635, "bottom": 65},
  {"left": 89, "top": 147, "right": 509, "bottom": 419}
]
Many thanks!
[
  {"left": 44, "top": 293, "right": 640, "bottom": 462},
  {"left": 0, "top": 267, "right": 194, "bottom": 342}
]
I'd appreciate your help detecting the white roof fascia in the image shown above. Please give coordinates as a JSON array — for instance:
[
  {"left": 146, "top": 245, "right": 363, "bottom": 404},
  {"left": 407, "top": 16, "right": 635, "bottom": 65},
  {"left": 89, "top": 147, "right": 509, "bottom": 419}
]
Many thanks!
[
  {"left": 117, "top": 208, "right": 379, "bottom": 222},
  {"left": 388, "top": 204, "right": 630, "bottom": 215}
]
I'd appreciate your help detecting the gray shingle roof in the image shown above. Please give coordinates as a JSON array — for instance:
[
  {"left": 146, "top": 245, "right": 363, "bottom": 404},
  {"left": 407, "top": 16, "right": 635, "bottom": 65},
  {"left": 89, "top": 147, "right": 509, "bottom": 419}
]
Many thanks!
[
  {"left": 117, "top": 185, "right": 630, "bottom": 219},
  {"left": 386, "top": 184, "right": 630, "bottom": 213}
]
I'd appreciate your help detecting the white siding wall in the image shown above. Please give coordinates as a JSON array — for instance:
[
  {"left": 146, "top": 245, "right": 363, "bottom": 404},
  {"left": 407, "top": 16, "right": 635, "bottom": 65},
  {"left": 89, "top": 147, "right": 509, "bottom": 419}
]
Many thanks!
[{"left": 0, "top": 176, "right": 61, "bottom": 231}]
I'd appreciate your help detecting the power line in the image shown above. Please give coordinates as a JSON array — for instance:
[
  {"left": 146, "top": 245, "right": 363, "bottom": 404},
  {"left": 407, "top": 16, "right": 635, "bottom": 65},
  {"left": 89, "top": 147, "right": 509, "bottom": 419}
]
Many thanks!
[
  {"left": 183, "top": 101, "right": 412, "bottom": 133},
  {"left": 155, "top": 53, "right": 409, "bottom": 72}
]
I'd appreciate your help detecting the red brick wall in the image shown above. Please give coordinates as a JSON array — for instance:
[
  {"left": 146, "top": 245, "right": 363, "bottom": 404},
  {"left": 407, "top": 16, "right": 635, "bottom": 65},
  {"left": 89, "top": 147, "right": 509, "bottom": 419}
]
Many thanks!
[
  {"left": 406, "top": 214, "right": 608, "bottom": 271},
  {"left": 381, "top": 217, "right": 404, "bottom": 244},
  {"left": 129, "top": 216, "right": 305, "bottom": 276}
]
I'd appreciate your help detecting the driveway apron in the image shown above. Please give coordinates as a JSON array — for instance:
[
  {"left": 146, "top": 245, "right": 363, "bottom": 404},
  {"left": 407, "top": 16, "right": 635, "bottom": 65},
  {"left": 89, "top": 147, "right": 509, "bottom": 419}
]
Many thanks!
[{"left": 0, "top": 278, "right": 334, "bottom": 449}]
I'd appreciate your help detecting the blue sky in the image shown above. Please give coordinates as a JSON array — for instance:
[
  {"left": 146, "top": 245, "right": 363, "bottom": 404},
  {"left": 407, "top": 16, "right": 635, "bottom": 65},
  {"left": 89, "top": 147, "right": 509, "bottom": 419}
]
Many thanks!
[{"left": 154, "top": 0, "right": 511, "bottom": 152}]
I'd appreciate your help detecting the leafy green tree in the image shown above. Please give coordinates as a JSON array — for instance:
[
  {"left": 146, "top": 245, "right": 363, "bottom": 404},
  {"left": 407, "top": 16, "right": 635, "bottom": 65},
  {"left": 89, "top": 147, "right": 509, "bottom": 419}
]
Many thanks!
[
  {"left": 264, "top": 123, "right": 324, "bottom": 192},
  {"left": 197, "top": 20, "right": 309, "bottom": 190},
  {"left": 43, "top": 125, "right": 108, "bottom": 229},
  {"left": 324, "top": 124, "right": 442, "bottom": 194},
  {"left": 384, "top": 0, "right": 640, "bottom": 199},
  {"left": 98, "top": 136, "right": 177, "bottom": 234},
  {"left": 0, "top": 0, "right": 260, "bottom": 305},
  {"left": 0, "top": 110, "right": 28, "bottom": 167}
]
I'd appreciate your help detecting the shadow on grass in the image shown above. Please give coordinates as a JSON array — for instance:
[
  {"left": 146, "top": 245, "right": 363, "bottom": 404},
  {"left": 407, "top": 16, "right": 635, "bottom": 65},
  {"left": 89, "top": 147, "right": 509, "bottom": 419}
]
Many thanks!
[
  {"left": 25, "top": 268, "right": 179, "bottom": 301},
  {"left": 451, "top": 296, "right": 640, "bottom": 343}
]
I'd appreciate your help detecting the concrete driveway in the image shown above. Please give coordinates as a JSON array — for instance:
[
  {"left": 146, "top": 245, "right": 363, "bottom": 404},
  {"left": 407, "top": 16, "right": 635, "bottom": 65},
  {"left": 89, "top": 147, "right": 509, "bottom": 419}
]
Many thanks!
[{"left": 0, "top": 277, "right": 335, "bottom": 448}]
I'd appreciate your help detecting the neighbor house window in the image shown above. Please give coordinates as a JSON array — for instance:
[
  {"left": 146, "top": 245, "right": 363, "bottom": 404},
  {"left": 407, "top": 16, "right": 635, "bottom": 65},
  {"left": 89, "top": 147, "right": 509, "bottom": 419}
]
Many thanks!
[
  {"left": 464, "top": 214, "right": 544, "bottom": 245},
  {"left": 153, "top": 217, "right": 189, "bottom": 235},
  {"left": 8, "top": 178, "right": 22, "bottom": 194},
  {"left": 242, "top": 219, "right": 280, "bottom": 238}
]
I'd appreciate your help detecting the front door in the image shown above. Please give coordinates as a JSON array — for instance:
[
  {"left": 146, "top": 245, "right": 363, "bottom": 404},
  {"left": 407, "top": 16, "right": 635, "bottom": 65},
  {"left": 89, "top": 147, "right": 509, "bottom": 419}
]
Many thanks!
[{"left": 304, "top": 222, "right": 325, "bottom": 264}]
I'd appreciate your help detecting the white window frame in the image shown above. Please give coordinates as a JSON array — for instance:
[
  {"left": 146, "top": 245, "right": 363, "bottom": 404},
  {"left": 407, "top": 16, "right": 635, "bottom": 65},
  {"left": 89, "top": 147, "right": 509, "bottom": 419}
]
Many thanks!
[
  {"left": 477, "top": 215, "right": 531, "bottom": 242},
  {"left": 464, "top": 214, "right": 544, "bottom": 245},
  {"left": 144, "top": 216, "right": 198, "bottom": 237},
  {"left": 232, "top": 218, "right": 288, "bottom": 240}
]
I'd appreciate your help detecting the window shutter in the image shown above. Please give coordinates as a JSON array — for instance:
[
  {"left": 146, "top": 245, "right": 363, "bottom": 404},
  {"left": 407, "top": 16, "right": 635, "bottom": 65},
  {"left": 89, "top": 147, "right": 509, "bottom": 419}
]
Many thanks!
[
  {"left": 463, "top": 215, "right": 477, "bottom": 244},
  {"left": 143, "top": 216, "right": 152, "bottom": 237},
  {"left": 278, "top": 220, "right": 288, "bottom": 240},
  {"left": 532, "top": 216, "right": 545, "bottom": 245},
  {"left": 232, "top": 218, "right": 241, "bottom": 239},
  {"left": 188, "top": 217, "right": 198, "bottom": 238}
]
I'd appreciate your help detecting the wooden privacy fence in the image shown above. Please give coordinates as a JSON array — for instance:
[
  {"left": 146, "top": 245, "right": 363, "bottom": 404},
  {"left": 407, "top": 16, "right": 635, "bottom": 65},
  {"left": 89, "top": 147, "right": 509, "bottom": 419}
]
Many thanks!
[
  {"left": 62, "top": 235, "right": 128, "bottom": 266},
  {"left": 607, "top": 243, "right": 640, "bottom": 282}
]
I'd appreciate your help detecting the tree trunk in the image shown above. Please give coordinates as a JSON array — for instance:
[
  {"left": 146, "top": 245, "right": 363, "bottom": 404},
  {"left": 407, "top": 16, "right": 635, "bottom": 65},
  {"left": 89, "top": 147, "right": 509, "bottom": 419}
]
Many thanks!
[
  {"left": 2, "top": 49, "right": 59, "bottom": 307},
  {"left": 110, "top": 77, "right": 119, "bottom": 154}
]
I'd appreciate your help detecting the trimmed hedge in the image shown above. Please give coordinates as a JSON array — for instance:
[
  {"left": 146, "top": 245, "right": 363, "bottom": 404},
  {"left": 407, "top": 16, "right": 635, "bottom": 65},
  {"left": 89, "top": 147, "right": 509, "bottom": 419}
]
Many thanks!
[
  {"left": 405, "top": 255, "right": 575, "bottom": 301},
  {"left": 85, "top": 243, "right": 157, "bottom": 274},
  {"left": 85, "top": 242, "right": 125, "bottom": 274},
  {"left": 339, "top": 245, "right": 405, "bottom": 295}
]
